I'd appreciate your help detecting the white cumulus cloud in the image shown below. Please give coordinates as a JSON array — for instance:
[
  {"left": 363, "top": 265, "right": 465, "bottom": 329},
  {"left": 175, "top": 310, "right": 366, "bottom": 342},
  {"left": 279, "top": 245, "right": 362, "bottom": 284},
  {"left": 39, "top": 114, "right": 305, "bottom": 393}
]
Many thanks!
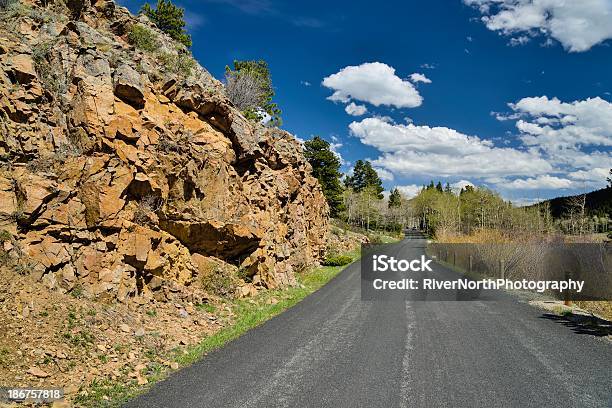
[
  {"left": 451, "top": 180, "right": 475, "bottom": 192},
  {"left": 409, "top": 73, "right": 432, "bottom": 84},
  {"left": 322, "top": 62, "right": 423, "bottom": 108},
  {"left": 504, "top": 175, "right": 574, "bottom": 190},
  {"left": 464, "top": 0, "right": 612, "bottom": 52},
  {"left": 505, "top": 96, "right": 612, "bottom": 171},
  {"left": 374, "top": 167, "right": 395, "bottom": 181},
  {"left": 395, "top": 184, "right": 422, "bottom": 199},
  {"left": 345, "top": 102, "right": 368, "bottom": 116},
  {"left": 348, "top": 117, "right": 552, "bottom": 177},
  {"left": 329, "top": 141, "right": 347, "bottom": 165}
]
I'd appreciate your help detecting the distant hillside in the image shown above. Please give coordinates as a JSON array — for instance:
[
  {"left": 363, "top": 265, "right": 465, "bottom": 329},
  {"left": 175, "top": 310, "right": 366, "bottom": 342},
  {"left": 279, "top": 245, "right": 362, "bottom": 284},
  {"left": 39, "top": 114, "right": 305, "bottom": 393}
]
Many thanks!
[{"left": 532, "top": 187, "right": 612, "bottom": 218}]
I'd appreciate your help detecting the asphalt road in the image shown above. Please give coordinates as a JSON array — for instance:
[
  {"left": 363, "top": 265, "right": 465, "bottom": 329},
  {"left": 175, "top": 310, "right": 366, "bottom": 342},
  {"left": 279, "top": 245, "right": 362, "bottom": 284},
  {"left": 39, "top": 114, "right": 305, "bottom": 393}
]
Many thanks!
[{"left": 126, "top": 234, "right": 612, "bottom": 408}]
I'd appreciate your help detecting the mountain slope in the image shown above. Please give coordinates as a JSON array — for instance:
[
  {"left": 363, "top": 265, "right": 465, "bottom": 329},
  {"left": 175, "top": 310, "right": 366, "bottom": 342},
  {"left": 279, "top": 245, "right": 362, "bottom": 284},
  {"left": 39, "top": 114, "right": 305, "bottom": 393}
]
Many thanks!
[{"left": 533, "top": 187, "right": 612, "bottom": 218}]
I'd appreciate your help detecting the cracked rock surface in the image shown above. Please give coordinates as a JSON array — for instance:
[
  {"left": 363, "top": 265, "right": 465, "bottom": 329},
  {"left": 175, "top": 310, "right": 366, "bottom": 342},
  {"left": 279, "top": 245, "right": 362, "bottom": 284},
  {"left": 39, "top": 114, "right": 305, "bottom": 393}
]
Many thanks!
[{"left": 0, "top": 0, "right": 329, "bottom": 303}]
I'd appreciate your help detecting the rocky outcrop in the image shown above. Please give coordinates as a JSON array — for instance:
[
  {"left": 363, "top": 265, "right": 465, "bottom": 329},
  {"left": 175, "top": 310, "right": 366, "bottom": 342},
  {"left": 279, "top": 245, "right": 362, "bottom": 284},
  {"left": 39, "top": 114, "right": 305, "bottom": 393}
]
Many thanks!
[{"left": 0, "top": 0, "right": 328, "bottom": 302}]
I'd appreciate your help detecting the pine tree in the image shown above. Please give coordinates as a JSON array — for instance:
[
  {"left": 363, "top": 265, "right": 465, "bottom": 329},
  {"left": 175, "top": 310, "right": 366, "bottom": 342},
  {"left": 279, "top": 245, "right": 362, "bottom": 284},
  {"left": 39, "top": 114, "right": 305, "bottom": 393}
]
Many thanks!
[
  {"left": 444, "top": 182, "right": 452, "bottom": 194},
  {"left": 304, "top": 136, "right": 344, "bottom": 217},
  {"left": 345, "top": 160, "right": 384, "bottom": 199},
  {"left": 436, "top": 181, "right": 443, "bottom": 192},
  {"left": 388, "top": 188, "right": 402, "bottom": 208},
  {"left": 141, "top": 0, "right": 192, "bottom": 47}
]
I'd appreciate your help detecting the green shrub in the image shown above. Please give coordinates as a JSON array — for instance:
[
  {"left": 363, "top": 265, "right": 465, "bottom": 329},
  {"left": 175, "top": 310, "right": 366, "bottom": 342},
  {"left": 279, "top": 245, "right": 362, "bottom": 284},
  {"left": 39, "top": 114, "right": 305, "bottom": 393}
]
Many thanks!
[
  {"left": 159, "top": 51, "right": 195, "bottom": 78},
  {"left": 200, "top": 267, "right": 237, "bottom": 297},
  {"left": 0, "top": 251, "right": 10, "bottom": 266},
  {"left": 32, "top": 39, "right": 67, "bottom": 98},
  {"left": 323, "top": 254, "right": 352, "bottom": 266},
  {"left": 127, "top": 24, "right": 159, "bottom": 52},
  {"left": 70, "top": 284, "right": 84, "bottom": 298},
  {"left": 0, "top": 229, "right": 12, "bottom": 243},
  {"left": 0, "top": 0, "right": 18, "bottom": 11},
  {"left": 12, "top": 261, "right": 33, "bottom": 275},
  {"left": 0, "top": 0, "right": 28, "bottom": 20}
]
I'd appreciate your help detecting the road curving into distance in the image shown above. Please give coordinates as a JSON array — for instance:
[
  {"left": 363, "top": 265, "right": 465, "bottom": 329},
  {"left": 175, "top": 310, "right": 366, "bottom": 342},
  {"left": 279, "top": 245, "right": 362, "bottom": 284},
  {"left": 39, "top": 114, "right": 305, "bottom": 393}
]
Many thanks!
[{"left": 126, "top": 233, "right": 612, "bottom": 408}]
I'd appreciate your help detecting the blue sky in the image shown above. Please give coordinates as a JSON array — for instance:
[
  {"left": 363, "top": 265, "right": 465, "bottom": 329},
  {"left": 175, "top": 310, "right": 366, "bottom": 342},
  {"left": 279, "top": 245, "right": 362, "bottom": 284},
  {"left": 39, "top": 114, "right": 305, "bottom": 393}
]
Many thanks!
[{"left": 118, "top": 0, "right": 612, "bottom": 204}]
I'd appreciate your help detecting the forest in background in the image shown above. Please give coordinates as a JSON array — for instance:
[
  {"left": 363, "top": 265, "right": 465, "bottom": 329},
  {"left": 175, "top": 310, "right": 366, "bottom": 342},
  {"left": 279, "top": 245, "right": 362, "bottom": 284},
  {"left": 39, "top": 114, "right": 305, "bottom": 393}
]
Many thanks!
[{"left": 304, "top": 136, "right": 612, "bottom": 243}]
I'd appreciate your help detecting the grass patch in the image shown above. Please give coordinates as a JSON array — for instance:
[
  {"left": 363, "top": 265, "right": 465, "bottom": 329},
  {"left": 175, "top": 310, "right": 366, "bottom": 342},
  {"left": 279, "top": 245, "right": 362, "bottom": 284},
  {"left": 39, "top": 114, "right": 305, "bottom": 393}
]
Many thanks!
[
  {"left": 74, "top": 379, "right": 139, "bottom": 407},
  {"left": 77, "top": 247, "right": 361, "bottom": 407},
  {"left": 195, "top": 303, "right": 216, "bottom": 313}
]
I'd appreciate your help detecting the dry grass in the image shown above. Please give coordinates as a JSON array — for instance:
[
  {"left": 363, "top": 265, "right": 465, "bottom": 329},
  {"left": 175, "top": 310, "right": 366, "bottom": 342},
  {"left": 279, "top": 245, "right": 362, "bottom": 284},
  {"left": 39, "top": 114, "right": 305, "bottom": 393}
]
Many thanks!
[
  {"left": 575, "top": 301, "right": 612, "bottom": 321},
  {"left": 434, "top": 228, "right": 612, "bottom": 321}
]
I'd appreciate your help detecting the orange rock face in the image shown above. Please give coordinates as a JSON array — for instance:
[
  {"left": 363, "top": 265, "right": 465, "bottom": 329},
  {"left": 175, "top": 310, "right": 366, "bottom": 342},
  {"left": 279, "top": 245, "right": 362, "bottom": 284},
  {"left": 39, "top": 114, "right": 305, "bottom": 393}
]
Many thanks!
[{"left": 0, "top": 0, "right": 328, "bottom": 301}]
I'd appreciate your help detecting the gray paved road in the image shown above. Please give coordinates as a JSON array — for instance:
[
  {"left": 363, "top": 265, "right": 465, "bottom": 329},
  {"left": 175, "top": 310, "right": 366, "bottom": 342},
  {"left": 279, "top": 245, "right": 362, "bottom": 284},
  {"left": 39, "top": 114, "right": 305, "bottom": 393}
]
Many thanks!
[{"left": 126, "top": 234, "right": 612, "bottom": 408}]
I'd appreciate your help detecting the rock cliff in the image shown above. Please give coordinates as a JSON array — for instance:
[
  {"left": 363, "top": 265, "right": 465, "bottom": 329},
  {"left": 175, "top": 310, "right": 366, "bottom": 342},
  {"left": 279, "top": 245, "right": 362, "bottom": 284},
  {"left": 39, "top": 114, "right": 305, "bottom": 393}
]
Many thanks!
[{"left": 0, "top": 0, "right": 329, "bottom": 302}]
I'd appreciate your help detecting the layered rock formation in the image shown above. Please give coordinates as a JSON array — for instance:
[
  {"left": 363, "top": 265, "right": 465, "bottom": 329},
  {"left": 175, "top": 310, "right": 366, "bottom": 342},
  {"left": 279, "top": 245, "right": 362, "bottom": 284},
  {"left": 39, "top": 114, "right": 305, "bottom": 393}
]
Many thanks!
[{"left": 0, "top": 0, "right": 329, "bottom": 302}]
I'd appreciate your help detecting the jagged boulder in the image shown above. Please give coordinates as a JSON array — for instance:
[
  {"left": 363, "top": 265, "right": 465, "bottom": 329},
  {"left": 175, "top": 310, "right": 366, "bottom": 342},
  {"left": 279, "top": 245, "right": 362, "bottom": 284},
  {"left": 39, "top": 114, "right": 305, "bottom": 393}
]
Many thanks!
[{"left": 113, "top": 64, "right": 145, "bottom": 109}]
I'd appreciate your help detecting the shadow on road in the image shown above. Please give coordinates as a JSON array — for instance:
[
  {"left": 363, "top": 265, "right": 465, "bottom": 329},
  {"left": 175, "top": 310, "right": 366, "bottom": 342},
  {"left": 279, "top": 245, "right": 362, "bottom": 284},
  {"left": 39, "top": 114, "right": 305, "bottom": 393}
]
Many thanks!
[{"left": 538, "top": 313, "right": 612, "bottom": 337}]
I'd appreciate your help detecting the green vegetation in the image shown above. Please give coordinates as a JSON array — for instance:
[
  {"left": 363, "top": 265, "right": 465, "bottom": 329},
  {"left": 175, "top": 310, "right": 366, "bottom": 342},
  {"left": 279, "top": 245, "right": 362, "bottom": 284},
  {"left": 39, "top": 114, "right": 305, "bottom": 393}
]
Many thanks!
[
  {"left": 127, "top": 24, "right": 159, "bottom": 52},
  {"left": 342, "top": 161, "right": 405, "bottom": 233},
  {"left": 530, "top": 186, "right": 611, "bottom": 235},
  {"left": 74, "top": 378, "right": 141, "bottom": 407},
  {"left": 141, "top": 0, "right": 191, "bottom": 47},
  {"left": 0, "top": 229, "right": 12, "bottom": 243},
  {"left": 63, "top": 330, "right": 95, "bottom": 348},
  {"left": 304, "top": 136, "right": 345, "bottom": 217},
  {"left": 70, "top": 284, "right": 84, "bottom": 299},
  {"left": 127, "top": 4, "right": 197, "bottom": 80},
  {"left": 322, "top": 254, "right": 353, "bottom": 266},
  {"left": 225, "top": 60, "right": 282, "bottom": 126},
  {"left": 413, "top": 182, "right": 551, "bottom": 237},
  {"left": 195, "top": 303, "right": 216, "bottom": 313},
  {"left": 32, "top": 39, "right": 67, "bottom": 98},
  {"left": 200, "top": 267, "right": 238, "bottom": 297},
  {"left": 388, "top": 188, "right": 401, "bottom": 208},
  {"left": 0, "top": 0, "right": 18, "bottom": 10},
  {"left": 158, "top": 51, "right": 196, "bottom": 78},
  {"left": 0, "top": 0, "right": 51, "bottom": 23},
  {"left": 345, "top": 160, "right": 384, "bottom": 199}
]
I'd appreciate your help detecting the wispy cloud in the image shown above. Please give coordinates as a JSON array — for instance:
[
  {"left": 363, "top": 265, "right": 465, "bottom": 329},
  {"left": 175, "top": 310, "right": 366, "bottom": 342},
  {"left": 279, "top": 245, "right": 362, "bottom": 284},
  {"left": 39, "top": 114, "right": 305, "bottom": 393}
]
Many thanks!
[
  {"left": 205, "top": 0, "right": 274, "bottom": 15},
  {"left": 292, "top": 17, "right": 325, "bottom": 28},
  {"left": 205, "top": 0, "right": 326, "bottom": 29},
  {"left": 183, "top": 10, "right": 206, "bottom": 30}
]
